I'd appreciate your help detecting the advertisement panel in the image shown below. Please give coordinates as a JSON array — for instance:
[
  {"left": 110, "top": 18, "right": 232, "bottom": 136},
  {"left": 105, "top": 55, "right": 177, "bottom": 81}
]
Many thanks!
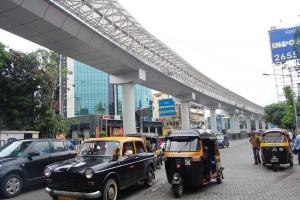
[
  {"left": 159, "top": 98, "right": 176, "bottom": 117},
  {"left": 269, "top": 26, "right": 300, "bottom": 63}
]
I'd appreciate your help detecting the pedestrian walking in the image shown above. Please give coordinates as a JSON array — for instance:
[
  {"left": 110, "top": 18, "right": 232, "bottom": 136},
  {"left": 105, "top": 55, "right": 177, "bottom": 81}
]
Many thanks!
[
  {"left": 293, "top": 134, "right": 300, "bottom": 165},
  {"left": 250, "top": 130, "right": 261, "bottom": 165}
]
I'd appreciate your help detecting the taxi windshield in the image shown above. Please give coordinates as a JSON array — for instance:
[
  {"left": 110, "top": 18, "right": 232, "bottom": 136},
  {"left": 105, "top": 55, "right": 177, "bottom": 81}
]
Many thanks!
[
  {"left": 79, "top": 141, "right": 120, "bottom": 157},
  {"left": 165, "top": 137, "right": 200, "bottom": 152},
  {"left": 263, "top": 132, "right": 287, "bottom": 143}
]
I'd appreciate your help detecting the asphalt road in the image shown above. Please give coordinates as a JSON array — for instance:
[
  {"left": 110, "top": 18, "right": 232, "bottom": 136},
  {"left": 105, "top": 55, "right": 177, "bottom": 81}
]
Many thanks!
[{"left": 7, "top": 139, "right": 300, "bottom": 200}]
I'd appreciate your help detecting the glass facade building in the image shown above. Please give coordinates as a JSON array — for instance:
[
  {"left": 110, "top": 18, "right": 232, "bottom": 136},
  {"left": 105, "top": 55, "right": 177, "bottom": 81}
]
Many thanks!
[
  {"left": 73, "top": 60, "right": 152, "bottom": 117},
  {"left": 74, "top": 61, "right": 109, "bottom": 116}
]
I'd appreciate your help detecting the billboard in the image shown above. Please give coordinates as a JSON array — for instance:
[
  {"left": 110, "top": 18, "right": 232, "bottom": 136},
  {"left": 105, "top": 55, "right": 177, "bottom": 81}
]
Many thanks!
[
  {"left": 159, "top": 98, "right": 176, "bottom": 117},
  {"left": 269, "top": 26, "right": 300, "bottom": 63}
]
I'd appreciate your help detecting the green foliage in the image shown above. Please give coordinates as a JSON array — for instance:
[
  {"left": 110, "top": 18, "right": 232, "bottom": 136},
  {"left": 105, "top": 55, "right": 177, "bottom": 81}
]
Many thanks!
[
  {"left": 283, "top": 86, "right": 294, "bottom": 107},
  {"left": 264, "top": 103, "right": 285, "bottom": 126},
  {"left": 281, "top": 104, "right": 294, "bottom": 129},
  {"left": 35, "top": 108, "right": 70, "bottom": 138},
  {"left": 0, "top": 45, "right": 40, "bottom": 130},
  {"left": 264, "top": 85, "right": 298, "bottom": 130},
  {"left": 0, "top": 42, "right": 71, "bottom": 137}
]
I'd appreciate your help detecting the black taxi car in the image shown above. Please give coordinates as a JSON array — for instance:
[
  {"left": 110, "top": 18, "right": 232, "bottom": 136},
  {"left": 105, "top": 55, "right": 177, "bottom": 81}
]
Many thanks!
[
  {"left": 45, "top": 137, "right": 156, "bottom": 200},
  {"left": 0, "top": 139, "right": 77, "bottom": 198}
]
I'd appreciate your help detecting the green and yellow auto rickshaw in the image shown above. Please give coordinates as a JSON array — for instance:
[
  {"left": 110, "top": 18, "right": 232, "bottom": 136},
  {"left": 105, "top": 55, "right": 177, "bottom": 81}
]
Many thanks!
[
  {"left": 260, "top": 128, "right": 293, "bottom": 171},
  {"left": 164, "top": 129, "right": 224, "bottom": 198}
]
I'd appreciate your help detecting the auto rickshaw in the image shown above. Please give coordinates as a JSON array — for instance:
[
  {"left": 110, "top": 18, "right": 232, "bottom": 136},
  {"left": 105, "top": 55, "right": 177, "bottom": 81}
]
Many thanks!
[
  {"left": 127, "top": 133, "right": 163, "bottom": 168},
  {"left": 260, "top": 128, "right": 293, "bottom": 171},
  {"left": 164, "top": 129, "right": 224, "bottom": 198}
]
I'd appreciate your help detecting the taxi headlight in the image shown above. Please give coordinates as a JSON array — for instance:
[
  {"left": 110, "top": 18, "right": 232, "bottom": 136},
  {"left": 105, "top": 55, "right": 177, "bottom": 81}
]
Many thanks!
[
  {"left": 44, "top": 167, "right": 51, "bottom": 177},
  {"left": 85, "top": 168, "right": 94, "bottom": 179}
]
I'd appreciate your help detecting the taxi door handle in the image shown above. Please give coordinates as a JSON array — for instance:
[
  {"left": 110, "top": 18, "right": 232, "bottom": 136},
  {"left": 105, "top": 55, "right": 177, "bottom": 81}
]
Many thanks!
[{"left": 129, "top": 165, "right": 135, "bottom": 169}]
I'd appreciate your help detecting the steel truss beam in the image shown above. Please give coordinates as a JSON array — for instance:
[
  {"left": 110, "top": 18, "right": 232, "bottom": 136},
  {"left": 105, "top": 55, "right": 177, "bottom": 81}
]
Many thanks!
[{"left": 49, "top": 0, "right": 263, "bottom": 115}]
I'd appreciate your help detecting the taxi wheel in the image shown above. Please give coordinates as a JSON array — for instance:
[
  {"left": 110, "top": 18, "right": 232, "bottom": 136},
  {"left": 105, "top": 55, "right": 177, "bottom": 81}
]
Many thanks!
[
  {"left": 103, "top": 178, "right": 118, "bottom": 200},
  {"left": 144, "top": 167, "right": 154, "bottom": 187},
  {"left": 1, "top": 174, "right": 23, "bottom": 198},
  {"left": 172, "top": 184, "right": 183, "bottom": 198}
]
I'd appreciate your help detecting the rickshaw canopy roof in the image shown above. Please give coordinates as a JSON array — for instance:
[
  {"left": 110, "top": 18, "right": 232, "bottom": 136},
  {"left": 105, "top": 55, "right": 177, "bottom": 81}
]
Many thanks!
[
  {"left": 168, "top": 129, "right": 217, "bottom": 140},
  {"left": 127, "top": 133, "right": 159, "bottom": 139},
  {"left": 262, "top": 128, "right": 289, "bottom": 136}
]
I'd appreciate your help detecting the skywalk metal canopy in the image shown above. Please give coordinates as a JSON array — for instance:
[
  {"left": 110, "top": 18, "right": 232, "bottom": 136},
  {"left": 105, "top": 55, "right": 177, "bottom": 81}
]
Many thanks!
[{"left": 49, "top": 0, "right": 263, "bottom": 115}]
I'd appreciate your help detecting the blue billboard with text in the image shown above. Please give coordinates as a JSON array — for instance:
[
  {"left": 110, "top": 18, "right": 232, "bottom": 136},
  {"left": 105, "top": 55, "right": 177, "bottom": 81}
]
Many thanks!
[
  {"left": 269, "top": 26, "right": 300, "bottom": 63},
  {"left": 159, "top": 98, "right": 176, "bottom": 117}
]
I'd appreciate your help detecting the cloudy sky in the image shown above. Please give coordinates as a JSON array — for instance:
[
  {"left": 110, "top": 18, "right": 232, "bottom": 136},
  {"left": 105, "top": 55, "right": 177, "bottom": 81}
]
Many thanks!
[{"left": 1, "top": 0, "right": 300, "bottom": 107}]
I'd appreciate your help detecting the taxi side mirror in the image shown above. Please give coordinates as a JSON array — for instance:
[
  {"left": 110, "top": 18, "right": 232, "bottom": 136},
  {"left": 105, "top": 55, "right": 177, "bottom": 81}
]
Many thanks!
[
  {"left": 27, "top": 151, "right": 40, "bottom": 160},
  {"left": 124, "top": 149, "right": 133, "bottom": 157}
]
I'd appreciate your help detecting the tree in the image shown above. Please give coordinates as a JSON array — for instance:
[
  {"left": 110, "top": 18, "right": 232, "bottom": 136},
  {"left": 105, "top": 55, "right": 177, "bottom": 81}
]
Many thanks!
[
  {"left": 264, "top": 103, "right": 285, "bottom": 126},
  {"left": 0, "top": 43, "right": 71, "bottom": 137},
  {"left": 0, "top": 44, "right": 40, "bottom": 130},
  {"left": 264, "top": 85, "right": 298, "bottom": 130},
  {"left": 34, "top": 50, "right": 70, "bottom": 137},
  {"left": 36, "top": 109, "right": 70, "bottom": 138}
]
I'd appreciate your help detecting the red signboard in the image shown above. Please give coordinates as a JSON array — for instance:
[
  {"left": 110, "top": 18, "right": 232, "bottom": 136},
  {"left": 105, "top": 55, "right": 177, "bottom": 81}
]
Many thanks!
[{"left": 102, "top": 115, "right": 110, "bottom": 120}]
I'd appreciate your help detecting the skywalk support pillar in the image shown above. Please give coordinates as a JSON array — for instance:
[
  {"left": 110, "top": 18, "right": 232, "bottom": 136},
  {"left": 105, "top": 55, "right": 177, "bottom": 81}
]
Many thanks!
[
  {"left": 210, "top": 109, "right": 217, "bottom": 132},
  {"left": 122, "top": 83, "right": 136, "bottom": 135},
  {"left": 255, "top": 120, "right": 259, "bottom": 132},
  {"left": 175, "top": 92, "right": 195, "bottom": 130},
  {"left": 229, "top": 114, "right": 235, "bottom": 134},
  {"left": 109, "top": 68, "right": 146, "bottom": 135},
  {"left": 181, "top": 102, "right": 190, "bottom": 130},
  {"left": 261, "top": 120, "right": 266, "bottom": 131},
  {"left": 246, "top": 118, "right": 251, "bottom": 133},
  {"left": 235, "top": 115, "right": 241, "bottom": 134}
]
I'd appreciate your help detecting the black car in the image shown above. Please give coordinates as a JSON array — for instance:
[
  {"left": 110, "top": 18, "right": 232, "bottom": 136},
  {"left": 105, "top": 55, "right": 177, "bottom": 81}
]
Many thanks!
[
  {"left": 0, "top": 139, "right": 77, "bottom": 198},
  {"left": 45, "top": 137, "right": 156, "bottom": 200}
]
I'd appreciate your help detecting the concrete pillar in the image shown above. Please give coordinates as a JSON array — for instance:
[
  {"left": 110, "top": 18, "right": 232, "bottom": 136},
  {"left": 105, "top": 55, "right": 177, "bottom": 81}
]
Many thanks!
[
  {"left": 122, "top": 83, "right": 136, "bottom": 135},
  {"left": 255, "top": 120, "right": 259, "bottom": 132},
  {"left": 261, "top": 121, "right": 266, "bottom": 131},
  {"left": 204, "top": 120, "right": 208, "bottom": 129},
  {"left": 221, "top": 118, "right": 226, "bottom": 130},
  {"left": 246, "top": 118, "right": 251, "bottom": 133},
  {"left": 229, "top": 115, "right": 234, "bottom": 133},
  {"left": 181, "top": 102, "right": 190, "bottom": 130},
  {"left": 235, "top": 115, "right": 240, "bottom": 134},
  {"left": 210, "top": 109, "right": 217, "bottom": 132}
]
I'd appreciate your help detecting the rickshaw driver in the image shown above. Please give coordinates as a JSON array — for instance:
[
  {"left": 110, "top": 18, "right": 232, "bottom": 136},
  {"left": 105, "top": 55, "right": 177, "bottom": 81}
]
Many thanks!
[{"left": 250, "top": 131, "right": 261, "bottom": 164}]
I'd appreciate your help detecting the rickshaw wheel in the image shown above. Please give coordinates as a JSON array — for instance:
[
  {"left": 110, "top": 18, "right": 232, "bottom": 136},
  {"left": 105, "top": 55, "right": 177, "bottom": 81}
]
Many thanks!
[
  {"left": 272, "top": 163, "right": 278, "bottom": 172},
  {"left": 289, "top": 157, "right": 293, "bottom": 167},
  {"left": 172, "top": 184, "right": 183, "bottom": 198}
]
